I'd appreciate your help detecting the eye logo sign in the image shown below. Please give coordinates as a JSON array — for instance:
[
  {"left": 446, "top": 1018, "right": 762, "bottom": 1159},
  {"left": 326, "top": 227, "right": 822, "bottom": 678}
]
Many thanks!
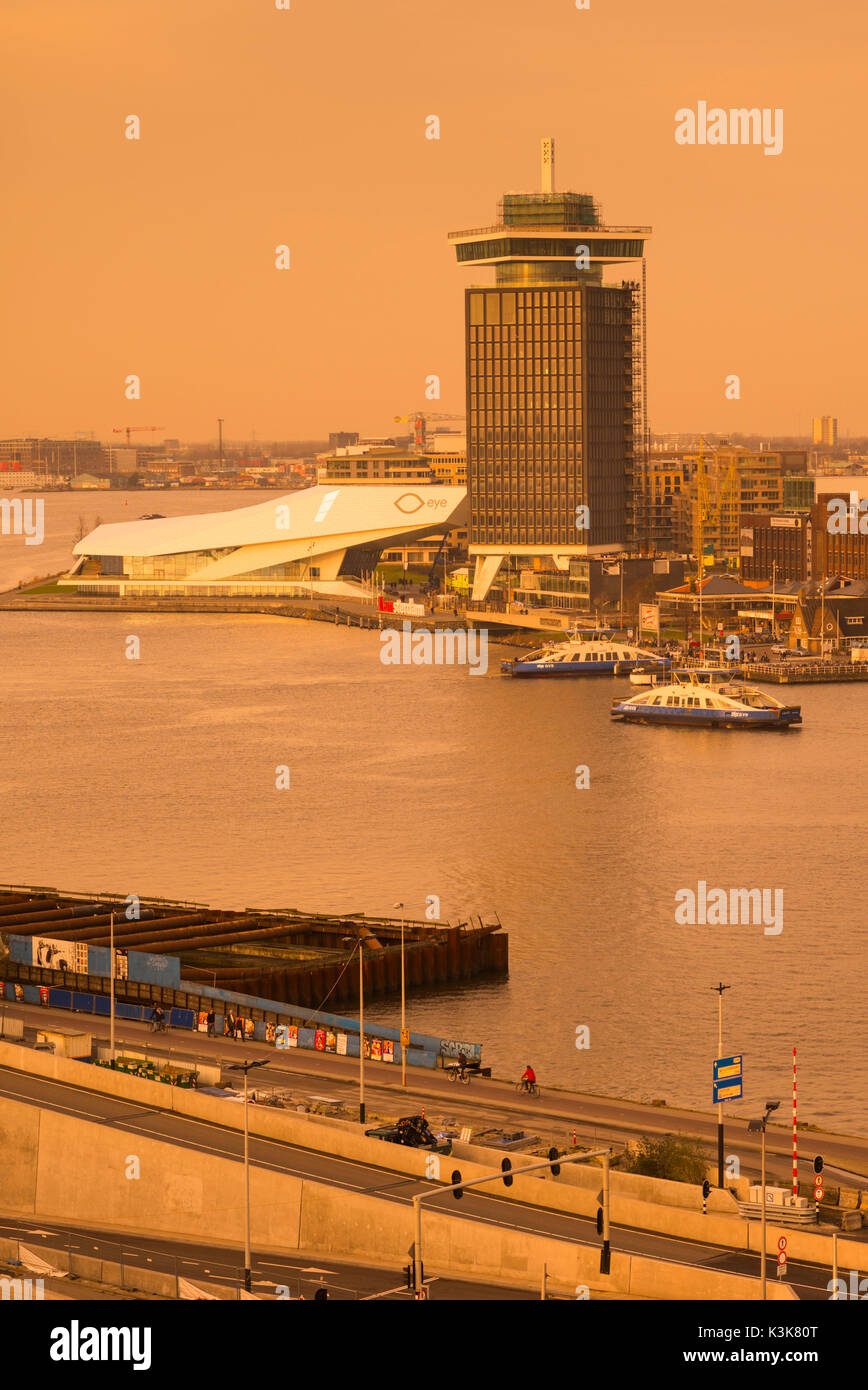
[
  {"left": 314, "top": 489, "right": 340, "bottom": 523},
  {"left": 394, "top": 493, "right": 425, "bottom": 514}
]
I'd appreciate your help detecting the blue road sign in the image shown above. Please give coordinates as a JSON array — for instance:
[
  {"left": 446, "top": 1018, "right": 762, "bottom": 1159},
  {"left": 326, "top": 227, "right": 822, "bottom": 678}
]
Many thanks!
[
  {"left": 713, "top": 1078, "right": 743, "bottom": 1103},
  {"left": 713, "top": 1054, "right": 743, "bottom": 1082}
]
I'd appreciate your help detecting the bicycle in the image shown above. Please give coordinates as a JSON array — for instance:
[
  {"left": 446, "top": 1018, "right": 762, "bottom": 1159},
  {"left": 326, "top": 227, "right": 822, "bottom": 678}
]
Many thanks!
[
  {"left": 515, "top": 1080, "right": 541, "bottom": 1098},
  {"left": 149, "top": 1018, "right": 168, "bottom": 1034},
  {"left": 447, "top": 1066, "right": 470, "bottom": 1084}
]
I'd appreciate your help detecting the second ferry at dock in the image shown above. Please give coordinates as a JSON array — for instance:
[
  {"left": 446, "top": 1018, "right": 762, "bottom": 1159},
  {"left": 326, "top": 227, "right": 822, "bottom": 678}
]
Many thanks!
[{"left": 501, "top": 637, "right": 670, "bottom": 677}]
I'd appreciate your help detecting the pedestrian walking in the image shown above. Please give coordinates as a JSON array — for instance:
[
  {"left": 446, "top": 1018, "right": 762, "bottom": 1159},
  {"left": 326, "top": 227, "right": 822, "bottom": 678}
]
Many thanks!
[
  {"left": 206, "top": 1008, "right": 215, "bottom": 1038},
  {"left": 234, "top": 1014, "right": 244, "bottom": 1039}
]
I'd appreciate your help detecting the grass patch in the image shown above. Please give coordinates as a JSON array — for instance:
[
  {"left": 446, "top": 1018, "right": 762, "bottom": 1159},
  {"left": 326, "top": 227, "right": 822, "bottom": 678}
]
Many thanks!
[{"left": 18, "top": 581, "right": 70, "bottom": 595}]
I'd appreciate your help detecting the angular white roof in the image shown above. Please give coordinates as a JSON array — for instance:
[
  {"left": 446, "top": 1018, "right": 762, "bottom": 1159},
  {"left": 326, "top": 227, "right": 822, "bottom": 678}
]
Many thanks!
[{"left": 74, "top": 483, "right": 467, "bottom": 558}]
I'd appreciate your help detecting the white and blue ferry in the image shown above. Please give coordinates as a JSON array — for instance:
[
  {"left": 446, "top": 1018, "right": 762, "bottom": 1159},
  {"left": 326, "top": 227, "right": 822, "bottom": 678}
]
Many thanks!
[
  {"left": 501, "top": 637, "right": 670, "bottom": 678},
  {"left": 611, "top": 679, "right": 802, "bottom": 729}
]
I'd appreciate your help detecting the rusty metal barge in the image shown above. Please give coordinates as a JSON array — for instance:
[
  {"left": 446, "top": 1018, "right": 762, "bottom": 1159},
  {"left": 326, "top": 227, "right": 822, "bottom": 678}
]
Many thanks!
[{"left": 0, "top": 885, "right": 508, "bottom": 1007}]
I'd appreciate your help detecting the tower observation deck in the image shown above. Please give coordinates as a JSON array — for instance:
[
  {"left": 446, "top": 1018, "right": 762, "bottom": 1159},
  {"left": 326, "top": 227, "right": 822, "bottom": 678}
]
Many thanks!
[{"left": 448, "top": 137, "right": 650, "bottom": 286}]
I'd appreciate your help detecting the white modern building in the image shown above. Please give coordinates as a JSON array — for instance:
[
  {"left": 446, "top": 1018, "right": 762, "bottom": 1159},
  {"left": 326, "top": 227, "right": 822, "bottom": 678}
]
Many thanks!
[{"left": 63, "top": 482, "right": 467, "bottom": 599}]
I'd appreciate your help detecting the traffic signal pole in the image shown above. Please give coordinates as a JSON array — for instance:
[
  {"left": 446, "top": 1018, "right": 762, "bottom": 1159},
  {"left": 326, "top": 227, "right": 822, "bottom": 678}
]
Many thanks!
[
  {"left": 411, "top": 1146, "right": 612, "bottom": 1298},
  {"left": 600, "top": 1152, "right": 612, "bottom": 1275},
  {"left": 413, "top": 1195, "right": 422, "bottom": 1296}
]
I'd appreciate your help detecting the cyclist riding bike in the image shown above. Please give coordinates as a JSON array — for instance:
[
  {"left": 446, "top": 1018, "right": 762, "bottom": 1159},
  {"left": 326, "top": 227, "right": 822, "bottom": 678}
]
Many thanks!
[{"left": 520, "top": 1064, "right": 536, "bottom": 1094}]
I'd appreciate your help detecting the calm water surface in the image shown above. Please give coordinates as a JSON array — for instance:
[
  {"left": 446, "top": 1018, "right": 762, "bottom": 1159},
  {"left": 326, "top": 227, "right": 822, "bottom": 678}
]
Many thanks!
[{"left": 1, "top": 586, "right": 866, "bottom": 1131}]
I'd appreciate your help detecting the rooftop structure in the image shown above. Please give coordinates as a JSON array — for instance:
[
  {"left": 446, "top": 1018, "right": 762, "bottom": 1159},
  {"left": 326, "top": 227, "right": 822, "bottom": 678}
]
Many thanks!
[{"left": 63, "top": 482, "right": 467, "bottom": 599}]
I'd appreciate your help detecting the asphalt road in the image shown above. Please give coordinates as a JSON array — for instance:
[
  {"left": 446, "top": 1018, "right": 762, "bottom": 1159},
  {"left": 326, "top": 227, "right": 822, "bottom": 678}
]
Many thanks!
[
  {"left": 0, "top": 1062, "right": 843, "bottom": 1300},
  {"left": 3, "top": 999, "right": 866, "bottom": 1191},
  {"left": 0, "top": 1214, "right": 530, "bottom": 1301}
]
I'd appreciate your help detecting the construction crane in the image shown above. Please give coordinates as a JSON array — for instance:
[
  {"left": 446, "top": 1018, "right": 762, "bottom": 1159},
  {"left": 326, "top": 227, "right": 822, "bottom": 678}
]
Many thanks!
[
  {"left": 112, "top": 425, "right": 165, "bottom": 446},
  {"left": 694, "top": 436, "right": 739, "bottom": 573},
  {"left": 393, "top": 411, "right": 465, "bottom": 449}
]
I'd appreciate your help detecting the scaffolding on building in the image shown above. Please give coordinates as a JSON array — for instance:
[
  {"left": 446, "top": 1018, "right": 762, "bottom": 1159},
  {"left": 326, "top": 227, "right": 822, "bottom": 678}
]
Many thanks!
[{"left": 625, "top": 262, "right": 650, "bottom": 551}]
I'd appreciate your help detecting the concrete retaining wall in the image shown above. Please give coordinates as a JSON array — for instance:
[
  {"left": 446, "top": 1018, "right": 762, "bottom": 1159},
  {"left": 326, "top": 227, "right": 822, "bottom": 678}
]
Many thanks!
[
  {"left": 0, "top": 1042, "right": 854, "bottom": 1282},
  {"left": 1, "top": 1096, "right": 303, "bottom": 1252},
  {"left": 0, "top": 1092, "right": 793, "bottom": 1299}
]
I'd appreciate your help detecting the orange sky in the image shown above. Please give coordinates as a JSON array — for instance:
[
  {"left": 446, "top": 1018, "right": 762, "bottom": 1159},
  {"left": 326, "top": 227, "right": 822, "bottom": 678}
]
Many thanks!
[{"left": 3, "top": 0, "right": 866, "bottom": 443}]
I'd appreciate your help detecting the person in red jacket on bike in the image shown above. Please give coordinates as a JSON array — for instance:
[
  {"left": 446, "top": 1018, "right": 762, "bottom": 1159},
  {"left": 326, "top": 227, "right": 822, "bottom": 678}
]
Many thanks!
[{"left": 520, "top": 1064, "right": 536, "bottom": 1093}]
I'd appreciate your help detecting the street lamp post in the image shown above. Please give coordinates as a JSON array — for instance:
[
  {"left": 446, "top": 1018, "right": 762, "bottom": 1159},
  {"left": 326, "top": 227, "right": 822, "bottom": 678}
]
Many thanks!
[
  {"left": 748, "top": 1100, "right": 780, "bottom": 1301},
  {"left": 227, "top": 1058, "right": 269, "bottom": 1292},
  {"left": 394, "top": 902, "right": 406, "bottom": 1086}
]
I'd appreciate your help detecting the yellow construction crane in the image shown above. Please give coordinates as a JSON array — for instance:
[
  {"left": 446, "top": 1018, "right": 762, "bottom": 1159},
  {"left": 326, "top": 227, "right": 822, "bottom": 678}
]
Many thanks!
[
  {"left": 692, "top": 435, "right": 739, "bottom": 657},
  {"left": 693, "top": 436, "right": 739, "bottom": 572}
]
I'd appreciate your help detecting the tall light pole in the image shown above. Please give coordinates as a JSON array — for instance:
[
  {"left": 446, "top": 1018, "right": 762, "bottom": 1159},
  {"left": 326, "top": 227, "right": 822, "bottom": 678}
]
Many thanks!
[
  {"left": 748, "top": 1099, "right": 780, "bottom": 1301},
  {"left": 343, "top": 929, "right": 377, "bottom": 1124},
  {"left": 711, "top": 982, "right": 731, "bottom": 1187},
  {"left": 358, "top": 938, "right": 365, "bottom": 1122},
  {"left": 227, "top": 1058, "right": 269, "bottom": 1292},
  {"left": 394, "top": 902, "right": 406, "bottom": 1086},
  {"left": 109, "top": 912, "right": 116, "bottom": 1064}
]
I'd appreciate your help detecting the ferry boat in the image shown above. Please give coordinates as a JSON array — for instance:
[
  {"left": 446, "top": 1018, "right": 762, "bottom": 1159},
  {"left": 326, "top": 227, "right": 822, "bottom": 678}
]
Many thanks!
[
  {"left": 611, "top": 679, "right": 802, "bottom": 729},
  {"left": 629, "top": 663, "right": 743, "bottom": 689},
  {"left": 672, "top": 665, "right": 741, "bottom": 683},
  {"left": 501, "top": 638, "right": 670, "bottom": 677}
]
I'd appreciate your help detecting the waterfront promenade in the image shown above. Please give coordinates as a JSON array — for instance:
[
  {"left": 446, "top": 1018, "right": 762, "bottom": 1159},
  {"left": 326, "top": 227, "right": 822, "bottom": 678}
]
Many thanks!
[{"left": 3, "top": 997, "right": 867, "bottom": 1191}]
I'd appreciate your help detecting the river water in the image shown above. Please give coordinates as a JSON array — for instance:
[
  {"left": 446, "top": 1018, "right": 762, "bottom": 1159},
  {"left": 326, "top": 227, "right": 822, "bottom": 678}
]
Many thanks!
[{"left": 1, "top": 492, "right": 865, "bottom": 1131}]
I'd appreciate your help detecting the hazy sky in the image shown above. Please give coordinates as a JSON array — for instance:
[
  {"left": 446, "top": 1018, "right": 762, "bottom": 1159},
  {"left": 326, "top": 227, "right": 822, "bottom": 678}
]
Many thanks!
[{"left": 3, "top": 0, "right": 866, "bottom": 443}]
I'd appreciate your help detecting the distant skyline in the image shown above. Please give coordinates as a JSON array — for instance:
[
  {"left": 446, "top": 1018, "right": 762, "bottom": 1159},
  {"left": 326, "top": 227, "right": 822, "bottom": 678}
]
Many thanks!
[{"left": 3, "top": 0, "right": 866, "bottom": 440}]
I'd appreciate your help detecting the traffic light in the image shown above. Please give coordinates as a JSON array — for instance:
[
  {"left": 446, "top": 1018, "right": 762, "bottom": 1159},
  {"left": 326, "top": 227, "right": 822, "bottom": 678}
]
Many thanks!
[
  {"left": 501, "top": 1157, "right": 513, "bottom": 1188},
  {"left": 813, "top": 1155, "right": 824, "bottom": 1175},
  {"left": 702, "top": 1180, "right": 711, "bottom": 1200},
  {"left": 548, "top": 1146, "right": 561, "bottom": 1177},
  {"left": 451, "top": 1169, "right": 463, "bottom": 1198},
  {"left": 403, "top": 1264, "right": 412, "bottom": 1289},
  {"left": 595, "top": 1206, "right": 603, "bottom": 1236}
]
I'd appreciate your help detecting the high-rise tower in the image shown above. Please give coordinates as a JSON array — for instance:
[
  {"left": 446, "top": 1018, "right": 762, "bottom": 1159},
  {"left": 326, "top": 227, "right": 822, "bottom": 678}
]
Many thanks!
[
  {"left": 448, "top": 139, "right": 651, "bottom": 602},
  {"left": 811, "top": 416, "right": 838, "bottom": 448}
]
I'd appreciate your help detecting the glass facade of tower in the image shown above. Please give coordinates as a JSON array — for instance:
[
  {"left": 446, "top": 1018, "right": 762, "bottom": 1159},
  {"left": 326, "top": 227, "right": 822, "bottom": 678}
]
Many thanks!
[{"left": 465, "top": 282, "right": 633, "bottom": 550}]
